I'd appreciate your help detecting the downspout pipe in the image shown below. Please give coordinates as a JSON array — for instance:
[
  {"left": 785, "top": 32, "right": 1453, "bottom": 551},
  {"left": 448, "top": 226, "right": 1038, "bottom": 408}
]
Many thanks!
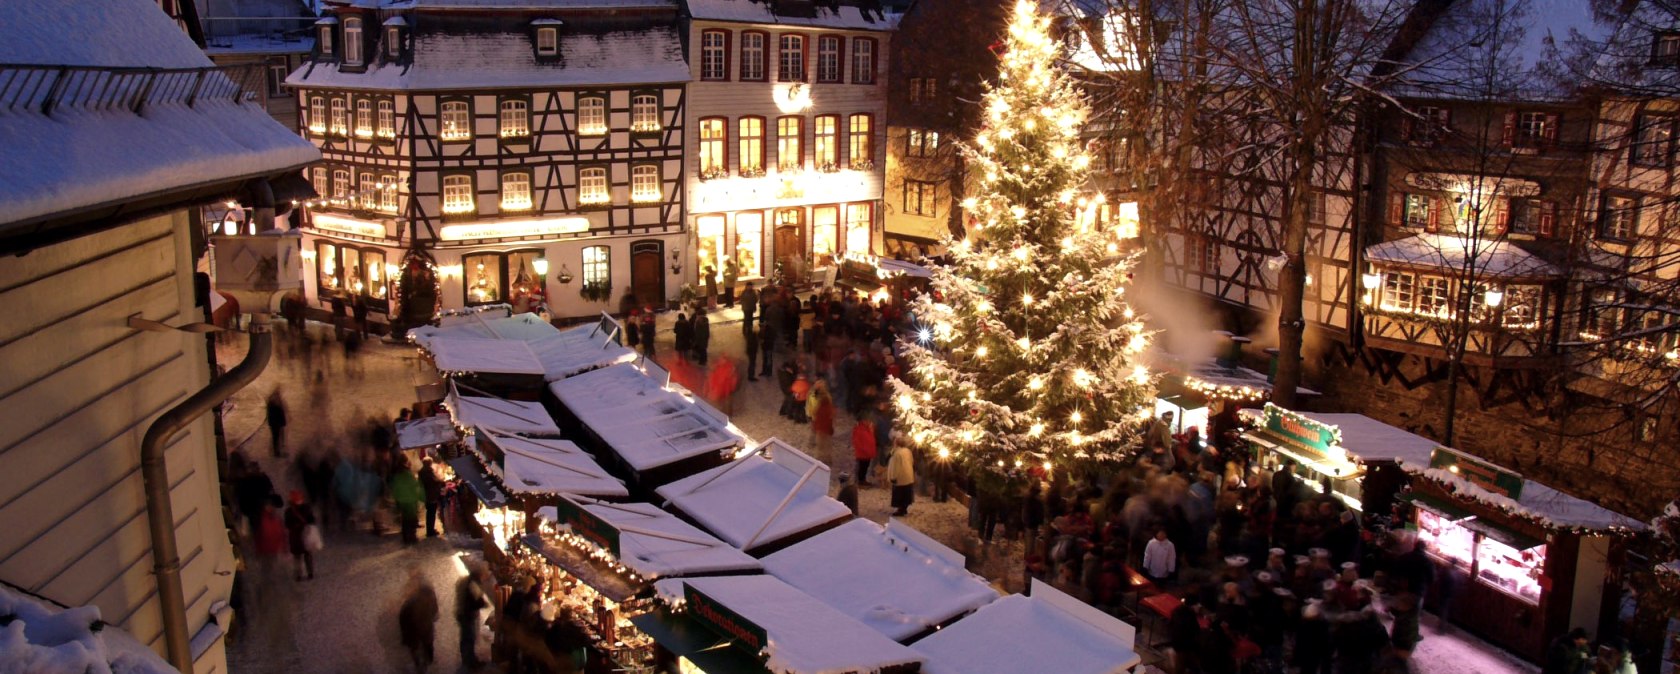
[{"left": 142, "top": 315, "right": 271, "bottom": 674}]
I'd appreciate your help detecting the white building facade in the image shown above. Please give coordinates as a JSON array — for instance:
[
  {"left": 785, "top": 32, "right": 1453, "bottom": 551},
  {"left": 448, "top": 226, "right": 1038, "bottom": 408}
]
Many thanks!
[{"left": 680, "top": 0, "right": 894, "bottom": 289}]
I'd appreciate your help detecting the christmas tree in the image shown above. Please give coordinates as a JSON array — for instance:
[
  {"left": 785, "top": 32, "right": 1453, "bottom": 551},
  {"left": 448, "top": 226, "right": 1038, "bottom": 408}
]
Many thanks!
[{"left": 889, "top": 0, "right": 1155, "bottom": 489}]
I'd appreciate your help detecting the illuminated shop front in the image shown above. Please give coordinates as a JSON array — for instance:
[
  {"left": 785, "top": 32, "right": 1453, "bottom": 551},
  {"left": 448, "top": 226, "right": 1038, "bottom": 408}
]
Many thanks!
[
  {"left": 1240, "top": 404, "right": 1434, "bottom": 514},
  {"left": 689, "top": 167, "right": 879, "bottom": 288}
]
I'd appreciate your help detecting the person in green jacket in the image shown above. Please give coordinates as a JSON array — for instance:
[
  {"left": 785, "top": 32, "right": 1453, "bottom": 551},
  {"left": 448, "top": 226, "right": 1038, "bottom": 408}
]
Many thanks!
[{"left": 390, "top": 464, "right": 424, "bottom": 545}]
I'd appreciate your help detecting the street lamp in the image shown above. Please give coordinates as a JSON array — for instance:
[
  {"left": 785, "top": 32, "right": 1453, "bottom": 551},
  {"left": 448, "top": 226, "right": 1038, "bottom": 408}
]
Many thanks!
[
  {"left": 1361, "top": 272, "right": 1382, "bottom": 290},
  {"left": 532, "top": 258, "right": 549, "bottom": 276},
  {"left": 1484, "top": 287, "right": 1504, "bottom": 308}
]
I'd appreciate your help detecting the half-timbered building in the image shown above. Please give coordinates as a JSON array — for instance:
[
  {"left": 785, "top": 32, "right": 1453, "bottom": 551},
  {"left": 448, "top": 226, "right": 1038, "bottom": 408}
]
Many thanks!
[
  {"left": 289, "top": 0, "right": 690, "bottom": 326},
  {"left": 680, "top": 0, "right": 894, "bottom": 289}
]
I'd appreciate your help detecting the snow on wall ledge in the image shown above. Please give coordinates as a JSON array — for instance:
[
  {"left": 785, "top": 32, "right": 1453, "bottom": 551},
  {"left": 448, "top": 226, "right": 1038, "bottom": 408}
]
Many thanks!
[{"left": 0, "top": 583, "right": 178, "bottom": 674}]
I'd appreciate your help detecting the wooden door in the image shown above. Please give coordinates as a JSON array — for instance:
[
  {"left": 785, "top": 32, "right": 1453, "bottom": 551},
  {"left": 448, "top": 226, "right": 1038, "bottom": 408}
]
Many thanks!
[
  {"left": 774, "top": 208, "right": 804, "bottom": 284},
  {"left": 630, "top": 240, "right": 664, "bottom": 308}
]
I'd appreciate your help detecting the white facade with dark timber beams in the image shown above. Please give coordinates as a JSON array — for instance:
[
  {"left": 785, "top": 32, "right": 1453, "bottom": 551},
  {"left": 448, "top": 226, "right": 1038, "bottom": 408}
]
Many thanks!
[
  {"left": 680, "top": 0, "right": 893, "bottom": 290},
  {"left": 289, "top": 0, "right": 690, "bottom": 325}
]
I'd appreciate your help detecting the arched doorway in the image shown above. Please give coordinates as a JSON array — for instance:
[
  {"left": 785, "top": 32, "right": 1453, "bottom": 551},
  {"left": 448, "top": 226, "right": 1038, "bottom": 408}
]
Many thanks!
[
  {"left": 774, "top": 208, "right": 805, "bottom": 285},
  {"left": 394, "top": 246, "right": 439, "bottom": 337},
  {"left": 630, "top": 240, "right": 665, "bottom": 309}
]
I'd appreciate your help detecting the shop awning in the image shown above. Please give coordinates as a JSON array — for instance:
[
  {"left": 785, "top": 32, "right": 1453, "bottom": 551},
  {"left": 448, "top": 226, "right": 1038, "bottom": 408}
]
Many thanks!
[
  {"left": 655, "top": 438, "right": 851, "bottom": 553},
  {"left": 1460, "top": 517, "right": 1545, "bottom": 551},
  {"left": 834, "top": 274, "right": 883, "bottom": 293},
  {"left": 398, "top": 415, "right": 459, "bottom": 449},
  {"left": 1243, "top": 430, "right": 1359, "bottom": 480},
  {"left": 1398, "top": 492, "right": 1473, "bottom": 522},
  {"left": 629, "top": 611, "right": 769, "bottom": 673},
  {"left": 448, "top": 455, "right": 509, "bottom": 508},
  {"left": 520, "top": 534, "right": 640, "bottom": 603}
]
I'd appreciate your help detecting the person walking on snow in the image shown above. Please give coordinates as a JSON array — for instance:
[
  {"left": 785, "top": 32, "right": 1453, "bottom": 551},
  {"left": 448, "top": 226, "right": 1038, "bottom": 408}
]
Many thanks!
[
  {"left": 723, "top": 260, "right": 739, "bottom": 308},
  {"left": 740, "top": 281, "right": 759, "bottom": 325},
  {"left": 419, "top": 457, "right": 443, "bottom": 538},
  {"left": 266, "top": 389, "right": 288, "bottom": 458},
  {"left": 398, "top": 572, "right": 439, "bottom": 673},
  {"left": 887, "top": 442, "right": 914, "bottom": 516},
  {"left": 1142, "top": 529, "right": 1177, "bottom": 582},
  {"left": 390, "top": 464, "right": 424, "bottom": 545},
  {"left": 807, "top": 380, "right": 835, "bottom": 458},
  {"left": 852, "top": 418, "right": 878, "bottom": 487}
]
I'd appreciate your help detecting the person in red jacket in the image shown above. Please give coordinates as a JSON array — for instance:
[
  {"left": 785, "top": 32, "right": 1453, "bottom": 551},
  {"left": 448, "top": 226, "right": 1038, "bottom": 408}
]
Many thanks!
[
  {"left": 852, "top": 418, "right": 877, "bottom": 486},
  {"left": 807, "top": 380, "right": 836, "bottom": 458}
]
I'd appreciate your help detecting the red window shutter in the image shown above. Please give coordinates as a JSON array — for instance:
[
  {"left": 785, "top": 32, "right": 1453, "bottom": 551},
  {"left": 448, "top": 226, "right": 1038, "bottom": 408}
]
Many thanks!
[
  {"left": 725, "top": 31, "right": 733, "bottom": 82},
  {"left": 1502, "top": 110, "right": 1516, "bottom": 147},
  {"left": 1426, "top": 198, "right": 1441, "bottom": 233},
  {"left": 1538, "top": 201, "right": 1556, "bottom": 236},
  {"left": 1493, "top": 199, "right": 1510, "bottom": 236},
  {"left": 1388, "top": 192, "right": 1404, "bottom": 225},
  {"left": 1542, "top": 113, "right": 1560, "bottom": 147},
  {"left": 802, "top": 35, "right": 811, "bottom": 82}
]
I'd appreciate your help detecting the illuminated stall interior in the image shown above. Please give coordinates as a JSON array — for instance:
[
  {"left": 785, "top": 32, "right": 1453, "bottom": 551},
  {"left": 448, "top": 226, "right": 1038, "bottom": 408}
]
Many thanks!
[{"left": 1240, "top": 404, "right": 1434, "bottom": 514}]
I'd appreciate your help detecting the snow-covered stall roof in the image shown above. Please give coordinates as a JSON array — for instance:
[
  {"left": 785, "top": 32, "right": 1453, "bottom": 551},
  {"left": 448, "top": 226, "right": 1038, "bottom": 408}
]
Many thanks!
[
  {"left": 474, "top": 429, "right": 628, "bottom": 499},
  {"left": 0, "top": 582, "right": 177, "bottom": 674},
  {"left": 410, "top": 312, "right": 561, "bottom": 347},
  {"left": 1366, "top": 234, "right": 1560, "bottom": 280},
  {"left": 655, "top": 576, "right": 925, "bottom": 674},
  {"left": 445, "top": 385, "right": 560, "bottom": 435},
  {"left": 761, "top": 519, "right": 998, "bottom": 641},
  {"left": 550, "top": 363, "right": 746, "bottom": 472},
  {"left": 684, "top": 0, "right": 896, "bottom": 29},
  {"left": 1238, "top": 408, "right": 1440, "bottom": 466},
  {"left": 1399, "top": 454, "right": 1646, "bottom": 532},
  {"left": 288, "top": 25, "right": 690, "bottom": 91},
  {"left": 656, "top": 439, "right": 850, "bottom": 553},
  {"left": 913, "top": 580, "right": 1140, "bottom": 674},
  {"left": 427, "top": 336, "right": 547, "bottom": 375},
  {"left": 539, "top": 497, "right": 762, "bottom": 579},
  {"left": 527, "top": 320, "right": 638, "bottom": 381},
  {"left": 397, "top": 415, "right": 459, "bottom": 449},
  {"left": 0, "top": 0, "right": 320, "bottom": 233}
]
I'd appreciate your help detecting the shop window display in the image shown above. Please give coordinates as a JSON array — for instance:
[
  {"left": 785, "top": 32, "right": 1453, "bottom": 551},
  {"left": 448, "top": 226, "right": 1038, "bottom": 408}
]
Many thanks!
[
  {"left": 736, "top": 212, "right": 764, "bottom": 279},
  {"left": 696, "top": 215, "right": 725, "bottom": 287},
  {"left": 364, "top": 249, "right": 389, "bottom": 300},
  {"left": 318, "top": 241, "right": 341, "bottom": 292},
  {"left": 1417, "top": 509, "right": 1474, "bottom": 570},
  {"left": 1476, "top": 536, "right": 1544, "bottom": 603},
  {"left": 343, "top": 247, "right": 364, "bottom": 296},
  {"left": 465, "top": 253, "right": 504, "bottom": 305},
  {"left": 845, "top": 202, "right": 871, "bottom": 255},
  {"left": 508, "top": 250, "right": 546, "bottom": 313},
  {"left": 812, "top": 206, "right": 838, "bottom": 268}
]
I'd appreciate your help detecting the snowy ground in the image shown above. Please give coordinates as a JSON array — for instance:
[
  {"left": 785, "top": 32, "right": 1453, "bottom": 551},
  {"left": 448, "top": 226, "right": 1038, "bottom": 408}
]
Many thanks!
[{"left": 219, "top": 313, "right": 1534, "bottom": 674}]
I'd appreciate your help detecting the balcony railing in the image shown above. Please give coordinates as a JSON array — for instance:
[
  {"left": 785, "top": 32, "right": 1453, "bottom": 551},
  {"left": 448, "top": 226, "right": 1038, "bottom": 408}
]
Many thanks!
[{"left": 0, "top": 62, "right": 265, "bottom": 117}]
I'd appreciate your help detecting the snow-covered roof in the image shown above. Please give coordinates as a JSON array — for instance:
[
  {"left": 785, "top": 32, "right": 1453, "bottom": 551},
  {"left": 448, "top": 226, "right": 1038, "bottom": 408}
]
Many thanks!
[
  {"left": 384, "top": 16, "right": 409, "bottom": 26},
  {"left": 540, "top": 497, "right": 762, "bottom": 579},
  {"left": 474, "top": 429, "right": 629, "bottom": 498},
  {"left": 1401, "top": 462, "right": 1646, "bottom": 532},
  {"left": 1366, "top": 234, "right": 1560, "bottom": 280},
  {"left": 0, "top": 583, "right": 178, "bottom": 674},
  {"left": 397, "top": 415, "right": 460, "bottom": 448},
  {"left": 655, "top": 575, "right": 925, "bottom": 674},
  {"left": 527, "top": 321, "right": 638, "bottom": 381},
  {"left": 427, "top": 336, "right": 547, "bottom": 375},
  {"left": 288, "top": 24, "right": 691, "bottom": 90},
  {"left": 550, "top": 363, "right": 746, "bottom": 472},
  {"left": 1237, "top": 407, "right": 1436, "bottom": 465},
  {"left": 685, "top": 0, "right": 896, "bottom": 30},
  {"left": 445, "top": 386, "right": 561, "bottom": 435},
  {"left": 912, "top": 580, "right": 1140, "bottom": 674},
  {"left": 203, "top": 33, "right": 317, "bottom": 56},
  {"left": 0, "top": 0, "right": 320, "bottom": 234},
  {"left": 1385, "top": 0, "right": 1612, "bottom": 101},
  {"left": 410, "top": 312, "right": 561, "bottom": 345},
  {"left": 761, "top": 519, "right": 998, "bottom": 641},
  {"left": 656, "top": 438, "right": 851, "bottom": 552}
]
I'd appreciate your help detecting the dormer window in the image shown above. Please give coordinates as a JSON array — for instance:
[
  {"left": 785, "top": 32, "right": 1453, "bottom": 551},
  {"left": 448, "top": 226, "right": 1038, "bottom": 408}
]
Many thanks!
[
  {"left": 533, "top": 19, "right": 562, "bottom": 57},
  {"left": 343, "top": 17, "right": 363, "bottom": 66},
  {"left": 386, "top": 27, "right": 400, "bottom": 59},
  {"left": 316, "top": 18, "right": 337, "bottom": 58},
  {"left": 1654, "top": 32, "right": 1680, "bottom": 66}
]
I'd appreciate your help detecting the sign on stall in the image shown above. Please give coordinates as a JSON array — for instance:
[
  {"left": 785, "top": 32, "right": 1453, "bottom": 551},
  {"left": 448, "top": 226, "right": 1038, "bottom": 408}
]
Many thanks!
[
  {"left": 1261, "top": 404, "right": 1337, "bottom": 461},
  {"left": 552, "top": 497, "right": 622, "bottom": 558},
  {"left": 685, "top": 584, "right": 768, "bottom": 655},
  {"left": 1429, "top": 446, "right": 1524, "bottom": 500}
]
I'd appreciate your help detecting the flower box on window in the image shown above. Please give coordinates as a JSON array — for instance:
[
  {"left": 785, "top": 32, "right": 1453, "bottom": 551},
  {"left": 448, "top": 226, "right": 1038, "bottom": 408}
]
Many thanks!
[
  {"left": 817, "top": 162, "right": 841, "bottom": 173},
  {"left": 701, "top": 166, "right": 731, "bottom": 181},
  {"left": 740, "top": 167, "right": 767, "bottom": 179},
  {"left": 850, "top": 158, "right": 876, "bottom": 171}
]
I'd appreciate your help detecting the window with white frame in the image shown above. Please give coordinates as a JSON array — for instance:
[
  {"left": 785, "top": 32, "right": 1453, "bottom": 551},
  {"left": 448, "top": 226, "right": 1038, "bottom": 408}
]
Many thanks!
[
  {"left": 578, "top": 167, "right": 609, "bottom": 205},
  {"left": 1585, "top": 288, "right": 1622, "bottom": 337},
  {"left": 309, "top": 96, "right": 326, "bottom": 133},
  {"left": 1197, "top": 236, "right": 1219, "bottom": 272},
  {"left": 631, "top": 94, "right": 660, "bottom": 132},
  {"left": 699, "top": 118, "right": 726, "bottom": 177},
  {"left": 378, "top": 174, "right": 398, "bottom": 212},
  {"left": 501, "top": 172, "right": 532, "bottom": 211},
  {"left": 813, "top": 115, "right": 837, "bottom": 169},
  {"left": 376, "top": 100, "right": 395, "bottom": 138},
  {"left": 442, "top": 174, "right": 474, "bottom": 213},
  {"left": 332, "top": 169, "right": 350, "bottom": 200},
  {"left": 1510, "top": 198, "right": 1556, "bottom": 236},
  {"left": 536, "top": 27, "right": 558, "bottom": 55},
  {"left": 735, "top": 117, "right": 762, "bottom": 174},
  {"left": 906, "top": 128, "right": 939, "bottom": 157},
  {"left": 847, "top": 114, "right": 872, "bottom": 169},
  {"left": 267, "top": 61, "right": 288, "bottom": 98},
  {"left": 1512, "top": 111, "right": 1555, "bottom": 149},
  {"left": 903, "top": 180, "right": 935, "bottom": 216},
  {"left": 355, "top": 99, "right": 372, "bottom": 137},
  {"left": 1633, "top": 114, "right": 1674, "bottom": 167},
  {"left": 440, "top": 101, "right": 471, "bottom": 141},
  {"left": 359, "top": 171, "right": 376, "bottom": 208},
  {"left": 330, "top": 97, "right": 347, "bottom": 135},
  {"left": 1654, "top": 32, "right": 1680, "bottom": 64},
  {"left": 701, "top": 30, "right": 727, "bottom": 80},
  {"left": 741, "top": 32, "right": 766, "bottom": 80},
  {"left": 577, "top": 96, "right": 606, "bottom": 136},
  {"left": 846, "top": 202, "right": 871, "bottom": 253},
  {"left": 319, "top": 24, "right": 334, "bottom": 56},
  {"left": 778, "top": 34, "right": 805, "bottom": 82},
  {"left": 1382, "top": 271, "right": 1416, "bottom": 312},
  {"left": 343, "top": 17, "right": 363, "bottom": 65},
  {"left": 1403, "top": 193, "right": 1433, "bottom": 228},
  {"left": 777, "top": 116, "right": 802, "bottom": 171},
  {"left": 582, "top": 245, "right": 610, "bottom": 286},
  {"left": 1601, "top": 194, "right": 1638, "bottom": 241},
  {"left": 499, "top": 99, "right": 529, "bottom": 138},
  {"left": 851, "top": 38, "right": 875, "bottom": 84},
  {"left": 631, "top": 164, "right": 660, "bottom": 202},
  {"left": 816, "top": 36, "right": 841, "bottom": 83},
  {"left": 1503, "top": 286, "right": 1541, "bottom": 329},
  {"left": 311, "top": 167, "right": 328, "bottom": 197},
  {"left": 386, "top": 26, "right": 400, "bottom": 59},
  {"left": 1417, "top": 276, "right": 1450, "bottom": 316}
]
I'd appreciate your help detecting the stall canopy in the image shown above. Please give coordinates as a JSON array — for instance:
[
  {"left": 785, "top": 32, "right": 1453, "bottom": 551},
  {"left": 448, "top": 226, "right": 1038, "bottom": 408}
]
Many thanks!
[
  {"left": 761, "top": 518, "right": 999, "bottom": 641},
  {"left": 527, "top": 317, "right": 638, "bottom": 381},
  {"left": 1240, "top": 405, "right": 1436, "bottom": 477},
  {"left": 912, "top": 580, "right": 1141, "bottom": 674},
  {"left": 448, "top": 455, "right": 510, "bottom": 508},
  {"left": 411, "top": 310, "right": 560, "bottom": 347},
  {"left": 550, "top": 363, "right": 746, "bottom": 475},
  {"left": 426, "top": 336, "right": 546, "bottom": 376},
  {"left": 655, "top": 439, "right": 850, "bottom": 554},
  {"left": 654, "top": 575, "right": 926, "bottom": 674},
  {"left": 472, "top": 429, "right": 628, "bottom": 500},
  {"left": 396, "top": 415, "right": 458, "bottom": 450},
  {"left": 445, "top": 383, "right": 560, "bottom": 435},
  {"left": 539, "top": 497, "right": 762, "bottom": 580},
  {"left": 1400, "top": 447, "right": 1646, "bottom": 533}
]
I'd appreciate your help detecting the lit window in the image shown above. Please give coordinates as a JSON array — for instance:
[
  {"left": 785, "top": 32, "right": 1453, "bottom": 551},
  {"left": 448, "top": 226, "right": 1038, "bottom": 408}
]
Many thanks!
[
  {"left": 499, "top": 99, "right": 529, "bottom": 138},
  {"left": 1417, "top": 276, "right": 1450, "bottom": 317},
  {"left": 1382, "top": 272, "right": 1416, "bottom": 312},
  {"left": 501, "top": 172, "right": 532, "bottom": 211},
  {"left": 354, "top": 99, "right": 372, "bottom": 137},
  {"left": 851, "top": 38, "right": 875, "bottom": 84},
  {"left": 845, "top": 202, "right": 871, "bottom": 254},
  {"left": 907, "top": 128, "right": 939, "bottom": 157},
  {"left": 813, "top": 115, "right": 837, "bottom": 169},
  {"left": 440, "top": 101, "right": 471, "bottom": 141},
  {"left": 847, "top": 114, "right": 872, "bottom": 169},
  {"left": 379, "top": 174, "right": 398, "bottom": 212},
  {"left": 1403, "top": 193, "right": 1433, "bottom": 228},
  {"left": 741, "top": 32, "right": 766, "bottom": 80},
  {"left": 577, "top": 97, "right": 606, "bottom": 136},
  {"left": 777, "top": 116, "right": 802, "bottom": 171},
  {"left": 311, "top": 167, "right": 328, "bottom": 197},
  {"left": 631, "top": 94, "right": 660, "bottom": 132},
  {"left": 817, "top": 36, "right": 841, "bottom": 83},
  {"left": 903, "top": 180, "right": 935, "bottom": 216},
  {"left": 699, "top": 118, "right": 727, "bottom": 177},
  {"left": 536, "top": 27, "right": 558, "bottom": 56},
  {"left": 376, "top": 100, "right": 395, "bottom": 138},
  {"left": 582, "top": 245, "right": 610, "bottom": 286},
  {"left": 330, "top": 97, "right": 347, "bottom": 135},
  {"left": 778, "top": 34, "right": 805, "bottom": 82},
  {"left": 442, "top": 174, "right": 475, "bottom": 213},
  {"left": 1601, "top": 194, "right": 1638, "bottom": 241},
  {"left": 343, "top": 17, "right": 363, "bottom": 65},
  {"left": 701, "top": 30, "right": 727, "bottom": 80},
  {"left": 332, "top": 169, "right": 350, "bottom": 200},
  {"left": 579, "top": 167, "right": 609, "bottom": 205},
  {"left": 318, "top": 242, "right": 339, "bottom": 290},
  {"left": 308, "top": 96, "right": 326, "bottom": 133},
  {"left": 631, "top": 164, "right": 660, "bottom": 202},
  {"left": 359, "top": 171, "right": 376, "bottom": 209},
  {"left": 1512, "top": 111, "right": 1555, "bottom": 149},
  {"left": 739, "top": 117, "right": 764, "bottom": 175}
]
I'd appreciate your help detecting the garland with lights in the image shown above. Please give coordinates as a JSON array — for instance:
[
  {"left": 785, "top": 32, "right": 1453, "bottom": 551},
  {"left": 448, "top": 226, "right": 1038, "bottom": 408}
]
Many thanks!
[
  {"left": 1404, "top": 465, "right": 1645, "bottom": 537},
  {"left": 889, "top": 0, "right": 1155, "bottom": 491}
]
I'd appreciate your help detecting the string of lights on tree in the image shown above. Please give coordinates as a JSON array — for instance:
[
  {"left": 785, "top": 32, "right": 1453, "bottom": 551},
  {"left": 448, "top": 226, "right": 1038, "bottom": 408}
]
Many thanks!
[{"left": 888, "top": 0, "right": 1155, "bottom": 487}]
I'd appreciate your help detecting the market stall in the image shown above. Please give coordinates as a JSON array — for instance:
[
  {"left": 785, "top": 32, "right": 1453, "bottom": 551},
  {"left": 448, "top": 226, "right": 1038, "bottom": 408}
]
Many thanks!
[
  {"left": 396, "top": 414, "right": 459, "bottom": 451},
  {"left": 527, "top": 317, "right": 638, "bottom": 381},
  {"left": 470, "top": 429, "right": 629, "bottom": 501},
  {"left": 548, "top": 362, "right": 747, "bottom": 489},
  {"left": 411, "top": 308, "right": 561, "bottom": 346},
  {"left": 423, "top": 336, "right": 548, "bottom": 396},
  {"left": 644, "top": 575, "right": 926, "bottom": 674},
  {"left": 1240, "top": 404, "right": 1435, "bottom": 514},
  {"left": 912, "top": 579, "right": 1141, "bottom": 674},
  {"left": 831, "top": 252, "right": 931, "bottom": 305},
  {"left": 443, "top": 383, "right": 561, "bottom": 436},
  {"left": 1149, "top": 332, "right": 1318, "bottom": 439},
  {"left": 761, "top": 518, "right": 999, "bottom": 641},
  {"left": 1402, "top": 446, "right": 1645, "bottom": 661},
  {"left": 655, "top": 439, "right": 851, "bottom": 556}
]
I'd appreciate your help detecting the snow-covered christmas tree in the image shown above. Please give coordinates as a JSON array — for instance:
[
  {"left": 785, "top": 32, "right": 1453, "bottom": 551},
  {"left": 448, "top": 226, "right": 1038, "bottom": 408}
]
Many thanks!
[{"left": 890, "top": 0, "right": 1155, "bottom": 491}]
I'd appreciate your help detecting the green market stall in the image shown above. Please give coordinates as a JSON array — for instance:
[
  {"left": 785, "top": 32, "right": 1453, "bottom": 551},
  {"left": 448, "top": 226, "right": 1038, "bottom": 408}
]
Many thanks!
[{"left": 1241, "top": 404, "right": 1434, "bottom": 514}]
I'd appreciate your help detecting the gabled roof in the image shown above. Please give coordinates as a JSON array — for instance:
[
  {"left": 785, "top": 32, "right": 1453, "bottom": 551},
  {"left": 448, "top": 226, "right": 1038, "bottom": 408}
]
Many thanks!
[{"left": 683, "top": 0, "right": 896, "bottom": 30}]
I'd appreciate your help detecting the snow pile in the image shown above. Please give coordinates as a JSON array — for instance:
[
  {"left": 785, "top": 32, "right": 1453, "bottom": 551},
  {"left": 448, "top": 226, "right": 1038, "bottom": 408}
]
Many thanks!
[
  {"left": 656, "top": 439, "right": 851, "bottom": 553},
  {"left": 912, "top": 580, "right": 1140, "bottom": 674},
  {"left": 0, "top": 584, "right": 177, "bottom": 674}
]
